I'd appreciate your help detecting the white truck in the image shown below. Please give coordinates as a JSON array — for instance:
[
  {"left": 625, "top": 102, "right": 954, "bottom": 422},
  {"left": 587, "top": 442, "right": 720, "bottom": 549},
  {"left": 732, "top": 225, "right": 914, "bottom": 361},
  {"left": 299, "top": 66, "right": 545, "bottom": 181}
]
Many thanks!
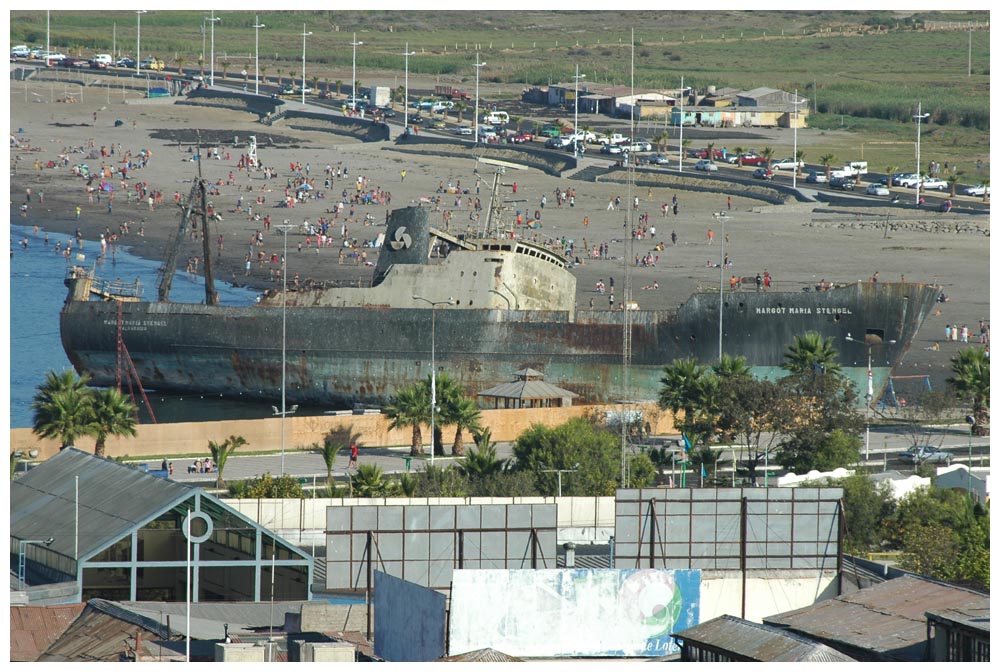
[
  {"left": 598, "top": 133, "right": 629, "bottom": 146},
  {"left": 370, "top": 86, "right": 391, "bottom": 108},
  {"left": 830, "top": 161, "right": 869, "bottom": 179}
]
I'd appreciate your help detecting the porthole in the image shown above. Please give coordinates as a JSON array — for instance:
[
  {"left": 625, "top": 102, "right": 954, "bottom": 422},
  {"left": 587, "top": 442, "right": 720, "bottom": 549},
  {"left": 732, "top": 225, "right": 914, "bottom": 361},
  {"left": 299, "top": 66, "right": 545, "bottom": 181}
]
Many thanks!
[{"left": 183, "top": 511, "right": 213, "bottom": 544}]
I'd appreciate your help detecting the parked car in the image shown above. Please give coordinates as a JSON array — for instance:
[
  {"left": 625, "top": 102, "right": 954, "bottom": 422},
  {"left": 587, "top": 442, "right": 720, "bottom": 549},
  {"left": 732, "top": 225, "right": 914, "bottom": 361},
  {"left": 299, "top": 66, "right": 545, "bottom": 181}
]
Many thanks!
[
  {"left": 42, "top": 52, "right": 66, "bottom": 63},
  {"left": 693, "top": 148, "right": 725, "bottom": 161},
  {"left": 963, "top": 184, "right": 990, "bottom": 197},
  {"left": 895, "top": 173, "right": 921, "bottom": 188},
  {"left": 116, "top": 57, "right": 136, "bottom": 68},
  {"left": 11, "top": 45, "right": 31, "bottom": 58},
  {"left": 695, "top": 159, "right": 719, "bottom": 172},
  {"left": 431, "top": 120, "right": 447, "bottom": 129},
  {"left": 538, "top": 125, "right": 562, "bottom": 138},
  {"left": 919, "top": 177, "right": 948, "bottom": 191},
  {"left": 61, "top": 57, "right": 88, "bottom": 68},
  {"left": 139, "top": 57, "right": 164, "bottom": 71},
  {"left": 739, "top": 154, "right": 770, "bottom": 167},
  {"left": 805, "top": 171, "right": 827, "bottom": 184},
  {"left": 600, "top": 143, "right": 624, "bottom": 155},
  {"left": 898, "top": 445, "right": 953, "bottom": 465},
  {"left": 545, "top": 136, "right": 573, "bottom": 149},
  {"left": 752, "top": 167, "right": 774, "bottom": 181},
  {"left": 453, "top": 125, "right": 473, "bottom": 135},
  {"left": 771, "top": 157, "right": 804, "bottom": 171},
  {"left": 647, "top": 153, "right": 671, "bottom": 166},
  {"left": 628, "top": 139, "right": 653, "bottom": 152},
  {"left": 378, "top": 107, "right": 396, "bottom": 118},
  {"left": 866, "top": 183, "right": 890, "bottom": 196},
  {"left": 410, "top": 114, "right": 424, "bottom": 125},
  {"left": 829, "top": 176, "right": 855, "bottom": 191}
]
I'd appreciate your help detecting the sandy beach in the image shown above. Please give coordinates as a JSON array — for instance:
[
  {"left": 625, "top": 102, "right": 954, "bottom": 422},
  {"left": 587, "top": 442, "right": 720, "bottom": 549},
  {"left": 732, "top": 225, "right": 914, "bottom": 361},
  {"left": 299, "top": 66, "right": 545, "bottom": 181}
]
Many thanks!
[{"left": 9, "top": 72, "right": 990, "bottom": 395}]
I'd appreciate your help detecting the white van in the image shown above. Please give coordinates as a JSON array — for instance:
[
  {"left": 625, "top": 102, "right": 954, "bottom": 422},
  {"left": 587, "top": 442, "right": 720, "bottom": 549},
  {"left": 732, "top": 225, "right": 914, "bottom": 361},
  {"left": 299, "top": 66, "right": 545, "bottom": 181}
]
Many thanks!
[
  {"left": 92, "top": 54, "right": 113, "bottom": 67},
  {"left": 482, "top": 111, "right": 509, "bottom": 126},
  {"left": 12, "top": 45, "right": 31, "bottom": 58}
]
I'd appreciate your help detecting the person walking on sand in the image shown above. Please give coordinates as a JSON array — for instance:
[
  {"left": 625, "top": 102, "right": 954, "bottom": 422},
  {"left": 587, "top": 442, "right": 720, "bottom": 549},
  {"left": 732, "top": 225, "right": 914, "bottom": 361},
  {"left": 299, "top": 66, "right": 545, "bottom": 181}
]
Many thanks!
[{"left": 707, "top": 229, "right": 714, "bottom": 245}]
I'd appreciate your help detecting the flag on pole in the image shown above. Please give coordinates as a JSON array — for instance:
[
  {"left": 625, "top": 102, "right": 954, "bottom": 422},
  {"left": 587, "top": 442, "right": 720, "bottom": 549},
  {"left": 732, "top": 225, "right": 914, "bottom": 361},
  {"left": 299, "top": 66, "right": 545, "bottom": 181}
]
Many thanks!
[
  {"left": 867, "top": 365, "right": 874, "bottom": 400},
  {"left": 700, "top": 463, "right": 706, "bottom": 479}
]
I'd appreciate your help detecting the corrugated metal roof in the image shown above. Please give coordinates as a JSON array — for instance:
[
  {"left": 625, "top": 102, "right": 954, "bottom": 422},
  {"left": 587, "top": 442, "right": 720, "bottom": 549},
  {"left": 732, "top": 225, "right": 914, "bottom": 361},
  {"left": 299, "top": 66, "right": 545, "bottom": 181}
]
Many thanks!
[
  {"left": 9, "top": 603, "right": 86, "bottom": 661},
  {"left": 37, "top": 599, "right": 175, "bottom": 662},
  {"left": 672, "top": 615, "right": 856, "bottom": 662},
  {"left": 10, "top": 448, "right": 194, "bottom": 561},
  {"left": 764, "top": 575, "right": 989, "bottom": 661},
  {"left": 926, "top": 600, "right": 991, "bottom": 633},
  {"left": 438, "top": 647, "right": 524, "bottom": 662},
  {"left": 118, "top": 600, "right": 311, "bottom": 638}
]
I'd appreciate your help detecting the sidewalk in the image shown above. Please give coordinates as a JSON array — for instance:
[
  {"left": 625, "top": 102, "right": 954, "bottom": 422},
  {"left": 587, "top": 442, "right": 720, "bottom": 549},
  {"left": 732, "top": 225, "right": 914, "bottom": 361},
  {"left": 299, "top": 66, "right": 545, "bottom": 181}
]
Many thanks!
[{"left": 164, "top": 442, "right": 516, "bottom": 488}]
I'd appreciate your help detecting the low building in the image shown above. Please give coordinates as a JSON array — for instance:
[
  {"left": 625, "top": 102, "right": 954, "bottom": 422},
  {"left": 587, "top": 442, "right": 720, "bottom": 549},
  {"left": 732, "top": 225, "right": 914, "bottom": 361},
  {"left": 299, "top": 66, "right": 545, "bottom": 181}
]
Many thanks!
[
  {"left": 764, "top": 575, "right": 990, "bottom": 661},
  {"left": 10, "top": 448, "right": 312, "bottom": 604},
  {"left": 926, "top": 602, "right": 990, "bottom": 662},
  {"left": 672, "top": 615, "right": 856, "bottom": 662},
  {"left": 934, "top": 463, "right": 990, "bottom": 504}
]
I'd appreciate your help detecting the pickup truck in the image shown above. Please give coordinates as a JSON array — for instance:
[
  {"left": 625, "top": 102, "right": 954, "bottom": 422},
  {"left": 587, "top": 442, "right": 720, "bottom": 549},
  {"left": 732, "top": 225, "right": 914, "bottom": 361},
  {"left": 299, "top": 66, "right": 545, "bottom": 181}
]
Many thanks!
[
  {"left": 898, "top": 445, "right": 953, "bottom": 465},
  {"left": 598, "top": 133, "right": 629, "bottom": 146}
]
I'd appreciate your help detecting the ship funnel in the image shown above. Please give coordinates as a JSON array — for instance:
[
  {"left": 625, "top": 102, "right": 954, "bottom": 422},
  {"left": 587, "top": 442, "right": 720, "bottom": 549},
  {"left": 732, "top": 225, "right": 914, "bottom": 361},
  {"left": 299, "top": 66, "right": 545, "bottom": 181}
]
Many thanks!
[{"left": 372, "top": 206, "right": 433, "bottom": 287}]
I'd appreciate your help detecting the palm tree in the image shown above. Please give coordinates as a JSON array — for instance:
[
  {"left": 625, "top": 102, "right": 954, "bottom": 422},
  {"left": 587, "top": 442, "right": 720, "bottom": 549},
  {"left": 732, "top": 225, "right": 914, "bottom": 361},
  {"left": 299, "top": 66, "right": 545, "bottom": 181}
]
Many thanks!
[
  {"left": 385, "top": 384, "right": 428, "bottom": 455},
  {"left": 447, "top": 396, "right": 482, "bottom": 457},
  {"left": 712, "top": 354, "right": 752, "bottom": 380},
  {"left": 654, "top": 130, "right": 670, "bottom": 154},
  {"left": 782, "top": 332, "right": 841, "bottom": 376},
  {"left": 732, "top": 145, "right": 745, "bottom": 167},
  {"left": 947, "top": 347, "right": 989, "bottom": 436},
  {"left": 352, "top": 463, "right": 389, "bottom": 497},
  {"left": 31, "top": 370, "right": 94, "bottom": 450},
  {"left": 681, "top": 138, "right": 692, "bottom": 164},
  {"left": 198, "top": 55, "right": 205, "bottom": 78},
  {"left": 259, "top": 65, "right": 268, "bottom": 88},
  {"left": 209, "top": 434, "right": 247, "bottom": 488},
  {"left": 335, "top": 79, "right": 343, "bottom": 96},
  {"left": 885, "top": 165, "right": 898, "bottom": 189},
  {"left": 980, "top": 177, "right": 990, "bottom": 203},
  {"left": 454, "top": 102, "right": 466, "bottom": 124},
  {"left": 705, "top": 142, "right": 715, "bottom": 163},
  {"left": 221, "top": 59, "right": 231, "bottom": 81},
  {"left": 458, "top": 431, "right": 507, "bottom": 478},
  {"left": 319, "top": 438, "right": 344, "bottom": 483},
  {"left": 89, "top": 388, "right": 138, "bottom": 458},
  {"left": 513, "top": 115, "right": 523, "bottom": 133},
  {"left": 820, "top": 153, "right": 838, "bottom": 182},
  {"left": 795, "top": 149, "right": 806, "bottom": 177},
  {"left": 760, "top": 146, "right": 775, "bottom": 170},
  {"left": 175, "top": 55, "right": 186, "bottom": 78},
  {"left": 324, "top": 77, "right": 331, "bottom": 97},
  {"left": 276, "top": 68, "right": 284, "bottom": 88},
  {"left": 947, "top": 173, "right": 960, "bottom": 198}
]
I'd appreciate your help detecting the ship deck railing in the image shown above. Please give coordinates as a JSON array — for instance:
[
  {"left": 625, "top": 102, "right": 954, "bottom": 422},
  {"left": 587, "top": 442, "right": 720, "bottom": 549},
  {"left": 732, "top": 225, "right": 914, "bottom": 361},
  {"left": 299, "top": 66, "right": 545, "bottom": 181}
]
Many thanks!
[{"left": 67, "top": 265, "right": 144, "bottom": 300}]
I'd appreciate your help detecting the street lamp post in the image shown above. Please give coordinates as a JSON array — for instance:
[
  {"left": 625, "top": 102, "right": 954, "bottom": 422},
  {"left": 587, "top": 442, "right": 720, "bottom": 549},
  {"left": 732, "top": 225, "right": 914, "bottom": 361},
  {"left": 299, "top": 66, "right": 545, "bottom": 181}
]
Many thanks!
[
  {"left": 913, "top": 102, "right": 929, "bottom": 206},
  {"left": 474, "top": 54, "right": 486, "bottom": 144},
  {"left": 792, "top": 89, "right": 805, "bottom": 190},
  {"left": 677, "top": 75, "right": 684, "bottom": 173},
  {"left": 206, "top": 12, "right": 220, "bottom": 87},
  {"left": 573, "top": 65, "right": 586, "bottom": 157},
  {"left": 18, "top": 537, "right": 54, "bottom": 588},
  {"left": 413, "top": 295, "right": 455, "bottom": 464},
  {"left": 846, "top": 333, "right": 896, "bottom": 460},
  {"left": 253, "top": 16, "right": 265, "bottom": 96},
  {"left": 275, "top": 223, "right": 295, "bottom": 475},
  {"left": 300, "top": 25, "right": 312, "bottom": 105},
  {"left": 135, "top": 11, "right": 146, "bottom": 76},
  {"left": 351, "top": 33, "right": 363, "bottom": 109},
  {"left": 401, "top": 43, "right": 415, "bottom": 130}
]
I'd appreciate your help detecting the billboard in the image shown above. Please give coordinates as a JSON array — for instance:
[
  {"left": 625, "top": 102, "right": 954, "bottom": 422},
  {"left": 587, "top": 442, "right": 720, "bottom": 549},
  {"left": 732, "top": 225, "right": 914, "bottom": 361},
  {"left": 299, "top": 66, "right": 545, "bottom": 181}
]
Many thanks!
[{"left": 449, "top": 568, "right": 700, "bottom": 658}]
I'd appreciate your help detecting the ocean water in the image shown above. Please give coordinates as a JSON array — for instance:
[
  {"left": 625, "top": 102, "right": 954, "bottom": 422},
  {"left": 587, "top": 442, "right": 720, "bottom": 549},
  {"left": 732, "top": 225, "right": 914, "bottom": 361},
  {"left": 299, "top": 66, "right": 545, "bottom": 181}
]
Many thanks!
[{"left": 8, "top": 223, "right": 276, "bottom": 428}]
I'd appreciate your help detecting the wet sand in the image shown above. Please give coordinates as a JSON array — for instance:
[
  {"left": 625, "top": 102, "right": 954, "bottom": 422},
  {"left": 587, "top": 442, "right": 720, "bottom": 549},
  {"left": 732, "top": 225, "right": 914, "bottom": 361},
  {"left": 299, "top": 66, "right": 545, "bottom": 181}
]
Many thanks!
[{"left": 9, "top": 76, "right": 990, "bottom": 393}]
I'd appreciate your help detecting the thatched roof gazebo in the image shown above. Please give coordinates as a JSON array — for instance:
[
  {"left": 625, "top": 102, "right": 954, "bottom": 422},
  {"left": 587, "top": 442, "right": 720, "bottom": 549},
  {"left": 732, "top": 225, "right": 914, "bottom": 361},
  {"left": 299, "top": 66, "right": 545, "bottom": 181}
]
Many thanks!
[{"left": 477, "top": 368, "right": 579, "bottom": 409}]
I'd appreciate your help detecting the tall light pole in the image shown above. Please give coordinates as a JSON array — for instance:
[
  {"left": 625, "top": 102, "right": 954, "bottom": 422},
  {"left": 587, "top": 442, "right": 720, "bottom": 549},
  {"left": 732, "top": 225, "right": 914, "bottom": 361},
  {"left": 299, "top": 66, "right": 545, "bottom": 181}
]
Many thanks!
[
  {"left": 846, "top": 333, "right": 896, "bottom": 460},
  {"left": 300, "top": 25, "right": 312, "bottom": 105},
  {"left": 717, "top": 212, "right": 727, "bottom": 360},
  {"left": 275, "top": 223, "right": 295, "bottom": 475},
  {"left": 677, "top": 75, "right": 684, "bottom": 173},
  {"left": 474, "top": 53, "right": 486, "bottom": 144},
  {"left": 18, "top": 537, "right": 54, "bottom": 588},
  {"left": 413, "top": 295, "right": 455, "bottom": 465},
  {"left": 135, "top": 10, "right": 146, "bottom": 76},
  {"left": 253, "top": 16, "right": 265, "bottom": 96},
  {"left": 401, "top": 43, "right": 415, "bottom": 129},
  {"left": 206, "top": 11, "right": 220, "bottom": 86},
  {"left": 573, "top": 64, "right": 586, "bottom": 157},
  {"left": 913, "top": 102, "right": 929, "bottom": 206},
  {"left": 351, "top": 33, "right": 363, "bottom": 106},
  {"left": 791, "top": 89, "right": 805, "bottom": 190}
]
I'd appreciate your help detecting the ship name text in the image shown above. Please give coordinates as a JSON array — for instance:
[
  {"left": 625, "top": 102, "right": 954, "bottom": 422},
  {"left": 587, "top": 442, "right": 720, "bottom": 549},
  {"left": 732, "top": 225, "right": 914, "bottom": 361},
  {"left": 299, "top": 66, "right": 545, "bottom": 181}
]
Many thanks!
[
  {"left": 102, "top": 318, "right": 167, "bottom": 331},
  {"left": 754, "top": 307, "right": 852, "bottom": 316}
]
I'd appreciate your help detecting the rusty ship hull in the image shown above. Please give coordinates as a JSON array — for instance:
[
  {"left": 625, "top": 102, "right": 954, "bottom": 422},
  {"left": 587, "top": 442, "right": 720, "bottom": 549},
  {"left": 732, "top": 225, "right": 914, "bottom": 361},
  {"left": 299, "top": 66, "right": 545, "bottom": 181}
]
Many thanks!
[{"left": 60, "top": 281, "right": 939, "bottom": 408}]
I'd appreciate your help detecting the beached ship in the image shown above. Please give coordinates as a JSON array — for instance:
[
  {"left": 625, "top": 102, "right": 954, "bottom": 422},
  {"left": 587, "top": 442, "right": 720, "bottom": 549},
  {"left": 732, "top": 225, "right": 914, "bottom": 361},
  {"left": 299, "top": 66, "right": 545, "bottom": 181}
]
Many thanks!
[{"left": 60, "top": 171, "right": 939, "bottom": 409}]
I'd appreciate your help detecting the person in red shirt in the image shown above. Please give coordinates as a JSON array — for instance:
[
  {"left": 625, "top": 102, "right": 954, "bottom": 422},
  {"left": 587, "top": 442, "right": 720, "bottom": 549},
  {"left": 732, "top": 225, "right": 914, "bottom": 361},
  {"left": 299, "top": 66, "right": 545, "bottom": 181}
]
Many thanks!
[{"left": 349, "top": 443, "right": 359, "bottom": 469}]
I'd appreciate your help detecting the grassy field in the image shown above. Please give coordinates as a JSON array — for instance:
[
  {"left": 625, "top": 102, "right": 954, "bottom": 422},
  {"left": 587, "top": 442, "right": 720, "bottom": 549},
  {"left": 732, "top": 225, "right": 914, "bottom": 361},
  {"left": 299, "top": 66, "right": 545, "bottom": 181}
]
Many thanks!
[{"left": 11, "top": 9, "right": 990, "bottom": 177}]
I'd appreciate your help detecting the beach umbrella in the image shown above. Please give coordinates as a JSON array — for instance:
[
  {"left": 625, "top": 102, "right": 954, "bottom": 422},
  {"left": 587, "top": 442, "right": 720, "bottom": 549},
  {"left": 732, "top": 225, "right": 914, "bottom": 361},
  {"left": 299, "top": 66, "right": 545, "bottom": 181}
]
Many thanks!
[{"left": 299, "top": 183, "right": 313, "bottom": 190}]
